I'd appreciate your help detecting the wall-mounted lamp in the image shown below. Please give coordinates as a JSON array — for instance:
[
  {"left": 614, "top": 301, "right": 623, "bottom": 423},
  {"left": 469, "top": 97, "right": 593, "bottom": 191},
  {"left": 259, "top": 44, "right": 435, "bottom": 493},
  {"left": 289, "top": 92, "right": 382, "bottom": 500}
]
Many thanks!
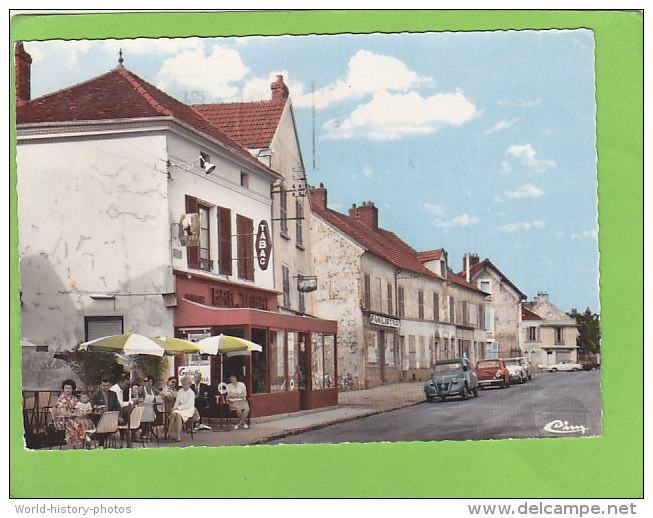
[{"left": 167, "top": 155, "right": 216, "bottom": 176}]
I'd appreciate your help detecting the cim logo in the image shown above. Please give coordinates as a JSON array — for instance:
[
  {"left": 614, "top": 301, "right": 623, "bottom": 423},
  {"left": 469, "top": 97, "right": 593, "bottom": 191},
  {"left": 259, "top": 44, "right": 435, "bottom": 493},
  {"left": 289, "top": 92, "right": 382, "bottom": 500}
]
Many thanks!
[{"left": 543, "top": 419, "right": 588, "bottom": 435}]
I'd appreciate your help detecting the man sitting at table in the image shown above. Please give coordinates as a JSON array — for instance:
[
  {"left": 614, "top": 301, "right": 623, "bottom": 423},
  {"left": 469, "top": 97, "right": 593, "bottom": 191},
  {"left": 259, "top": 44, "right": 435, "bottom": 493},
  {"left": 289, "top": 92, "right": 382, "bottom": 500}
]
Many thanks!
[
  {"left": 91, "top": 378, "right": 121, "bottom": 412},
  {"left": 167, "top": 376, "right": 200, "bottom": 442},
  {"left": 110, "top": 374, "right": 132, "bottom": 423},
  {"left": 191, "top": 371, "right": 213, "bottom": 431}
]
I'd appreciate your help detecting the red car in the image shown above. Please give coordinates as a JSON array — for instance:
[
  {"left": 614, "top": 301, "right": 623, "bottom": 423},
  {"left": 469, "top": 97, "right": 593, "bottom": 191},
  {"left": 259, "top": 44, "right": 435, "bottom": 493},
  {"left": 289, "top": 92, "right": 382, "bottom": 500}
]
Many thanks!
[{"left": 476, "top": 359, "right": 510, "bottom": 389}]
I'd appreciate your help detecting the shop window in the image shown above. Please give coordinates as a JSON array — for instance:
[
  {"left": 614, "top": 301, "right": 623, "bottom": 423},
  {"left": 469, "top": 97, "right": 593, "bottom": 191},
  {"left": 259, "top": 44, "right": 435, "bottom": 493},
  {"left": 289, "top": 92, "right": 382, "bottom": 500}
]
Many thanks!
[
  {"left": 298, "top": 333, "right": 308, "bottom": 390},
  {"left": 367, "top": 331, "right": 378, "bottom": 364},
  {"left": 387, "top": 283, "right": 393, "bottom": 315},
  {"left": 218, "top": 206, "right": 232, "bottom": 276},
  {"left": 251, "top": 328, "right": 267, "bottom": 394},
  {"left": 85, "top": 316, "right": 123, "bottom": 342},
  {"left": 323, "top": 335, "right": 336, "bottom": 388},
  {"left": 270, "top": 331, "right": 286, "bottom": 392},
  {"left": 237, "top": 214, "right": 254, "bottom": 281},
  {"left": 311, "top": 333, "right": 324, "bottom": 389},
  {"left": 287, "top": 332, "right": 297, "bottom": 390},
  {"left": 385, "top": 333, "right": 395, "bottom": 367}
]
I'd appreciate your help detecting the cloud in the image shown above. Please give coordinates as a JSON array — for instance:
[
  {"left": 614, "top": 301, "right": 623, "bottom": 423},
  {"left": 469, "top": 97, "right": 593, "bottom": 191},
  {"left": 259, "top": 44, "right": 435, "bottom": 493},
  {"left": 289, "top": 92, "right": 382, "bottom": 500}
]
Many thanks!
[
  {"left": 25, "top": 40, "right": 95, "bottom": 65},
  {"left": 424, "top": 202, "right": 446, "bottom": 217},
  {"left": 505, "top": 143, "right": 556, "bottom": 175},
  {"left": 500, "top": 161, "right": 512, "bottom": 175},
  {"left": 101, "top": 38, "right": 204, "bottom": 58},
  {"left": 504, "top": 184, "right": 545, "bottom": 200},
  {"left": 434, "top": 214, "right": 479, "bottom": 228},
  {"left": 499, "top": 220, "right": 545, "bottom": 232},
  {"left": 583, "top": 229, "right": 598, "bottom": 239},
  {"left": 485, "top": 118, "right": 518, "bottom": 135},
  {"left": 323, "top": 89, "right": 477, "bottom": 141},
  {"left": 293, "top": 50, "right": 430, "bottom": 109},
  {"left": 155, "top": 44, "right": 249, "bottom": 99},
  {"left": 361, "top": 166, "right": 373, "bottom": 178}
]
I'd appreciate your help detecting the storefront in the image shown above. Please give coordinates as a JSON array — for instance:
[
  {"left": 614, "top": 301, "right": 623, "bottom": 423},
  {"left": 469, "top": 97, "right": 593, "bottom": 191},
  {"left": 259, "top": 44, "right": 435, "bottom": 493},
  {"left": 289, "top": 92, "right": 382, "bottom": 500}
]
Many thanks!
[
  {"left": 173, "top": 271, "right": 338, "bottom": 417},
  {"left": 364, "top": 313, "right": 401, "bottom": 386}
]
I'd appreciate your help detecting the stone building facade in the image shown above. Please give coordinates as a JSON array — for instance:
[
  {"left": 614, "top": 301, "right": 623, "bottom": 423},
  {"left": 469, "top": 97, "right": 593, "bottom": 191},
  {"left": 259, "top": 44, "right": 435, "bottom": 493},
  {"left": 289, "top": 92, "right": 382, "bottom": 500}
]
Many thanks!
[
  {"left": 310, "top": 185, "right": 488, "bottom": 390},
  {"left": 461, "top": 255, "right": 526, "bottom": 359}
]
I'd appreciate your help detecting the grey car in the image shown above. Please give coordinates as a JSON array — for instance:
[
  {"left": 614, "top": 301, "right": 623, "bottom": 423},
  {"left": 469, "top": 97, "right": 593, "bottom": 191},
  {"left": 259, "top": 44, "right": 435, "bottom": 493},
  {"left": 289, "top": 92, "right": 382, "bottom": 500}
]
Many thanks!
[{"left": 424, "top": 358, "right": 479, "bottom": 402}]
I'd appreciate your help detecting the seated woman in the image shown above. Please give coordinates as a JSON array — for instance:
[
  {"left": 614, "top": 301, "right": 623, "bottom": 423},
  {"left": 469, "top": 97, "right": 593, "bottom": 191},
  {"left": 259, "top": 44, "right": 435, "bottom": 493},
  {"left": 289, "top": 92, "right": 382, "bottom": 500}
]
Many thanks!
[
  {"left": 167, "top": 376, "right": 199, "bottom": 442},
  {"left": 226, "top": 374, "right": 250, "bottom": 430},
  {"left": 56, "top": 379, "right": 87, "bottom": 447}
]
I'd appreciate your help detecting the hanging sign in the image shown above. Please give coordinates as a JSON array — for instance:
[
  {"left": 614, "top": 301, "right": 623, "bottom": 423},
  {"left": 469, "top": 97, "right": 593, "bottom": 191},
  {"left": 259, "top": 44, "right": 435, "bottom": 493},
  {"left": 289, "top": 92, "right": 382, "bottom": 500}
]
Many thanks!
[
  {"left": 179, "top": 213, "right": 200, "bottom": 247},
  {"left": 297, "top": 276, "right": 318, "bottom": 293},
  {"left": 255, "top": 220, "right": 272, "bottom": 270}
]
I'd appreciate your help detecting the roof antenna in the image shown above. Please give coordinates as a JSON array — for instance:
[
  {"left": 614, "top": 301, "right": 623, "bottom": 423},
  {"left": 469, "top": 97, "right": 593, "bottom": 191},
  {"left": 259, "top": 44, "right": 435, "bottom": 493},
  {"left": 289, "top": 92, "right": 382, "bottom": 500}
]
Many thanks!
[{"left": 117, "top": 48, "right": 124, "bottom": 68}]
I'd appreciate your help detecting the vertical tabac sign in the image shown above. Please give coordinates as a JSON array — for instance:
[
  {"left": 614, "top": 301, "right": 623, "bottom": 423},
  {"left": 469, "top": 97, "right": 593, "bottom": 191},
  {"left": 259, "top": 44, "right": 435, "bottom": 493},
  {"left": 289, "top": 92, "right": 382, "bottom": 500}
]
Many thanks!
[{"left": 256, "top": 220, "right": 272, "bottom": 270}]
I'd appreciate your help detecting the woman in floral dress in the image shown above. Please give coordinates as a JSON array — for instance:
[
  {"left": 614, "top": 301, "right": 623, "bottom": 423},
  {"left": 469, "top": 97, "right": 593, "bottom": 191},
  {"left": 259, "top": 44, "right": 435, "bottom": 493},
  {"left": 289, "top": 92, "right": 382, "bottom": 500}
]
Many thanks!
[{"left": 56, "top": 379, "right": 85, "bottom": 446}]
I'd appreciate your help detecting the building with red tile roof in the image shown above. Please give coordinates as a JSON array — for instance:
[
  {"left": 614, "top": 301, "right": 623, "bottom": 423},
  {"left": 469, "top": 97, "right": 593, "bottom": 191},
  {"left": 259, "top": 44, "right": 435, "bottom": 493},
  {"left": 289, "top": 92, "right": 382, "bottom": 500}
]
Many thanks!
[
  {"left": 15, "top": 50, "right": 338, "bottom": 416},
  {"left": 309, "top": 184, "right": 489, "bottom": 389}
]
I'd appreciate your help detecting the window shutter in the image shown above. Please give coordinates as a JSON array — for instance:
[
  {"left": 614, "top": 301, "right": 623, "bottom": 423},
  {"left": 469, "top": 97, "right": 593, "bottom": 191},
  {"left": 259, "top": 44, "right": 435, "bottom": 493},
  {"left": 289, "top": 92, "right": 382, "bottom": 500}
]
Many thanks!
[
  {"left": 237, "top": 214, "right": 254, "bottom": 280},
  {"left": 185, "top": 195, "right": 200, "bottom": 269},
  {"left": 218, "top": 207, "right": 232, "bottom": 275}
]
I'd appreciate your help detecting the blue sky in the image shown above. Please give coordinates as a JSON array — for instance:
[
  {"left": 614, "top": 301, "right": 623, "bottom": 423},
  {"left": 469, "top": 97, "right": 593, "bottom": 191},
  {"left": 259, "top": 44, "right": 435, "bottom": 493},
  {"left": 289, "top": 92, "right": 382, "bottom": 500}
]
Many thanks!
[{"left": 22, "top": 30, "right": 599, "bottom": 313}]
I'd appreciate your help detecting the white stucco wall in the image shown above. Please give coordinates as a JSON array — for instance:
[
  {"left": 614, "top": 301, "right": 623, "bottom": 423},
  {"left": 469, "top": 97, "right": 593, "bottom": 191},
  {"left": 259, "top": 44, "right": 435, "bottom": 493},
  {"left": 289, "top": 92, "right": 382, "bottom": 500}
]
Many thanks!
[
  {"left": 167, "top": 131, "right": 276, "bottom": 291},
  {"left": 17, "top": 128, "right": 174, "bottom": 351}
]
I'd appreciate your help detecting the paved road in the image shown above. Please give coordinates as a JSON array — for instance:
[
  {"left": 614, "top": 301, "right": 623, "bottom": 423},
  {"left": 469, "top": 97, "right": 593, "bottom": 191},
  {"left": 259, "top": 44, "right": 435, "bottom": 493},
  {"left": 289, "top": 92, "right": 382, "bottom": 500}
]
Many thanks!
[{"left": 266, "top": 369, "right": 602, "bottom": 444}]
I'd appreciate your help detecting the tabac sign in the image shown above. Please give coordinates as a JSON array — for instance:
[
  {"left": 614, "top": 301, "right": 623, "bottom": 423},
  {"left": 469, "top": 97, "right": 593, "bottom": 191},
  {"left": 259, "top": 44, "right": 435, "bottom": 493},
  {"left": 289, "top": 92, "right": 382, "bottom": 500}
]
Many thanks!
[{"left": 255, "top": 220, "right": 272, "bottom": 270}]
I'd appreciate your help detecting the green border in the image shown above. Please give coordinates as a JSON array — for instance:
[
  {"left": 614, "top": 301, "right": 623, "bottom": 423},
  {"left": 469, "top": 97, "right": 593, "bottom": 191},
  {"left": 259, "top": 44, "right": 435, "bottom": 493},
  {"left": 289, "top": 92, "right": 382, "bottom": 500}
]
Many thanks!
[{"left": 9, "top": 10, "right": 643, "bottom": 498}]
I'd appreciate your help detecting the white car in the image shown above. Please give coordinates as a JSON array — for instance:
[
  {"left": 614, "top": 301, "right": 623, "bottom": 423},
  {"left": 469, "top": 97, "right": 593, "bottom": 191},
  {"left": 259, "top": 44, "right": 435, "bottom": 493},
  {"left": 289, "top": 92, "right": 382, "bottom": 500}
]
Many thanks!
[
  {"left": 515, "top": 356, "right": 533, "bottom": 380},
  {"left": 503, "top": 358, "right": 528, "bottom": 384},
  {"left": 541, "top": 361, "right": 583, "bottom": 372}
]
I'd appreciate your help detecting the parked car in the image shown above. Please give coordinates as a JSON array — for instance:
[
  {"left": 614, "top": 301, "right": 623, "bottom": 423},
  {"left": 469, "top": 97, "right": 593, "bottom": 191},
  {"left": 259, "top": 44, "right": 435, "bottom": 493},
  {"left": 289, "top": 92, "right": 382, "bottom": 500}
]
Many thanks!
[
  {"left": 541, "top": 361, "right": 583, "bottom": 372},
  {"left": 476, "top": 359, "right": 510, "bottom": 389},
  {"left": 424, "top": 358, "right": 479, "bottom": 402},
  {"left": 503, "top": 358, "right": 528, "bottom": 384}
]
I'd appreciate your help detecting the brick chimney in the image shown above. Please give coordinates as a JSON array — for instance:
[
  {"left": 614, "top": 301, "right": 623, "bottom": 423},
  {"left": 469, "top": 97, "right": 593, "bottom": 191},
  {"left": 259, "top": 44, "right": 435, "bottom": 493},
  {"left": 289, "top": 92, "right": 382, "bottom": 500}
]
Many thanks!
[
  {"left": 309, "top": 183, "right": 328, "bottom": 209},
  {"left": 15, "top": 42, "right": 32, "bottom": 105},
  {"left": 462, "top": 253, "right": 480, "bottom": 273},
  {"left": 349, "top": 201, "right": 379, "bottom": 230},
  {"left": 271, "top": 75, "right": 289, "bottom": 101}
]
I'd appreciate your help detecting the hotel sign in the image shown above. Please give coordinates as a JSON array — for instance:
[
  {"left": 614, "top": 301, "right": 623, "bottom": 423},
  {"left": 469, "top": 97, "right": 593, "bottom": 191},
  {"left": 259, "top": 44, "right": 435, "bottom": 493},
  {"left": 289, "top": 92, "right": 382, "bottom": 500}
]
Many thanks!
[
  {"left": 255, "top": 220, "right": 272, "bottom": 270},
  {"left": 369, "top": 313, "right": 401, "bottom": 328}
]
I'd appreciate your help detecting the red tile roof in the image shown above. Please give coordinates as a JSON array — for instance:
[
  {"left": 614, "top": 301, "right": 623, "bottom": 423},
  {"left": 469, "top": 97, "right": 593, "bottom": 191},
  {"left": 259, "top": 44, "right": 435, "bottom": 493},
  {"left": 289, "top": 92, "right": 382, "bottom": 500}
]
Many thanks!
[
  {"left": 192, "top": 99, "right": 286, "bottom": 149},
  {"left": 16, "top": 67, "right": 278, "bottom": 176},
  {"left": 462, "top": 258, "right": 526, "bottom": 300},
  {"left": 312, "top": 202, "right": 441, "bottom": 279},
  {"left": 445, "top": 269, "right": 486, "bottom": 292},
  {"left": 416, "top": 249, "right": 444, "bottom": 262},
  {"left": 522, "top": 306, "right": 542, "bottom": 320}
]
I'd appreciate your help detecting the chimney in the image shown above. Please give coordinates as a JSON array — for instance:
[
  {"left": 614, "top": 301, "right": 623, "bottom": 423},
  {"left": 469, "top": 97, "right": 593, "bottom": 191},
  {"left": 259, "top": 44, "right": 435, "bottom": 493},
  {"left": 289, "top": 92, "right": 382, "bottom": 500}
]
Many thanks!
[
  {"left": 309, "top": 182, "right": 327, "bottom": 209},
  {"left": 470, "top": 253, "right": 479, "bottom": 267},
  {"left": 536, "top": 291, "right": 549, "bottom": 302},
  {"left": 15, "top": 42, "right": 32, "bottom": 105},
  {"left": 349, "top": 201, "right": 379, "bottom": 230},
  {"left": 271, "top": 75, "right": 289, "bottom": 101}
]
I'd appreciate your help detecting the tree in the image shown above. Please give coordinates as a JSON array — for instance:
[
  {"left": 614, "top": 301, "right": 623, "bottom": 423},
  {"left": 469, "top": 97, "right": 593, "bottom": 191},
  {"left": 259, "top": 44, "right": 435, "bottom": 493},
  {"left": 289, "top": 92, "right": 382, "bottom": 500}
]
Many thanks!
[{"left": 567, "top": 307, "right": 601, "bottom": 354}]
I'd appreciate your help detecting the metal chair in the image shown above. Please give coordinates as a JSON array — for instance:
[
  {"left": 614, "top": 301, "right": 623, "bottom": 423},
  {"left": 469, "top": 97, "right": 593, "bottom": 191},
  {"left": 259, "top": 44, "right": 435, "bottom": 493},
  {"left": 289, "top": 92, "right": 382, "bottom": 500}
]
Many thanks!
[
  {"left": 46, "top": 407, "right": 66, "bottom": 449},
  {"left": 118, "top": 405, "right": 145, "bottom": 448},
  {"left": 84, "top": 411, "right": 120, "bottom": 449},
  {"left": 139, "top": 405, "right": 159, "bottom": 445}
]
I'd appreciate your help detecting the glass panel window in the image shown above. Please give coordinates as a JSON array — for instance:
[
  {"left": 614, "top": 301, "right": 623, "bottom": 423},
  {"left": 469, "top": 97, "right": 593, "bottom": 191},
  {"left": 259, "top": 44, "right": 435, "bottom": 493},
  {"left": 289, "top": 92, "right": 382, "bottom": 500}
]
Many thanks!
[
  {"left": 367, "top": 331, "right": 378, "bottom": 364},
  {"left": 311, "top": 333, "right": 324, "bottom": 389},
  {"left": 287, "top": 332, "right": 297, "bottom": 390},
  {"left": 251, "top": 329, "right": 267, "bottom": 394},
  {"left": 298, "top": 333, "right": 308, "bottom": 390},
  {"left": 198, "top": 205, "right": 211, "bottom": 271},
  {"left": 270, "top": 331, "right": 286, "bottom": 392},
  {"left": 323, "top": 335, "right": 336, "bottom": 388},
  {"left": 85, "top": 316, "right": 123, "bottom": 341}
]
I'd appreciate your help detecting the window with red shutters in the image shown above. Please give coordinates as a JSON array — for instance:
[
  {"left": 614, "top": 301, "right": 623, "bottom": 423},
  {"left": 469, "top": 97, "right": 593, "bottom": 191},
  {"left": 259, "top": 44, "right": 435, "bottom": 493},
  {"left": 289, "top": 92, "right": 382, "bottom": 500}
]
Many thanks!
[
  {"left": 218, "top": 207, "right": 232, "bottom": 276},
  {"left": 185, "top": 195, "right": 200, "bottom": 269},
  {"left": 237, "top": 214, "right": 254, "bottom": 281}
]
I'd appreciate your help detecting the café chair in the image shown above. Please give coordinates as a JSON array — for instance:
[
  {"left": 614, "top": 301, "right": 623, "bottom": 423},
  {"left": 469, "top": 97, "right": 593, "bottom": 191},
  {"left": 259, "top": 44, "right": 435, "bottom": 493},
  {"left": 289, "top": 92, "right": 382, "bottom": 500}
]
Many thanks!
[
  {"left": 84, "top": 411, "right": 120, "bottom": 449},
  {"left": 118, "top": 405, "right": 145, "bottom": 448}
]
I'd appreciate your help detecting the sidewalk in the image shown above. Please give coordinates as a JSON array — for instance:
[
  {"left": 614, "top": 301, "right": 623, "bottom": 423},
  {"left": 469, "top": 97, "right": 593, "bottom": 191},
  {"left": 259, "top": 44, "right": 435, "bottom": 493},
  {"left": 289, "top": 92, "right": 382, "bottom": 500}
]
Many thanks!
[{"left": 149, "top": 381, "right": 426, "bottom": 448}]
